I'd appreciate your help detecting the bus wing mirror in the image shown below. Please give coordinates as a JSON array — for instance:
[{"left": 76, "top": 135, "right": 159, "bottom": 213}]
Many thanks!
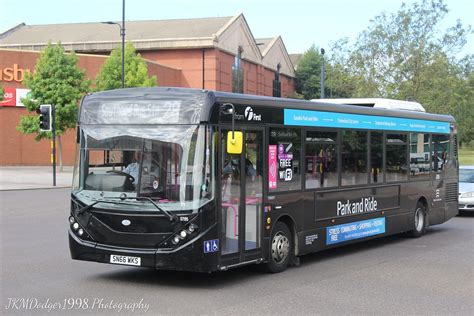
[{"left": 227, "top": 131, "right": 243, "bottom": 154}]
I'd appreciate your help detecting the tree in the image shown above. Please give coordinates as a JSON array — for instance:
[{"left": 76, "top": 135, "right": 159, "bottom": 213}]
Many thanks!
[
  {"left": 295, "top": 45, "right": 324, "bottom": 99},
  {"left": 347, "top": 0, "right": 470, "bottom": 98},
  {"left": 325, "top": 39, "right": 360, "bottom": 98},
  {"left": 455, "top": 75, "right": 474, "bottom": 147},
  {"left": 17, "top": 42, "right": 90, "bottom": 170},
  {"left": 320, "top": 0, "right": 473, "bottom": 144},
  {"left": 348, "top": 0, "right": 472, "bottom": 144},
  {"left": 95, "top": 42, "right": 157, "bottom": 90}
]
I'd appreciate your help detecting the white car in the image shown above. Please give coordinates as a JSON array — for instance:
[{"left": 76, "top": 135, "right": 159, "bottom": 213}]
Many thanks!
[{"left": 459, "top": 166, "right": 474, "bottom": 213}]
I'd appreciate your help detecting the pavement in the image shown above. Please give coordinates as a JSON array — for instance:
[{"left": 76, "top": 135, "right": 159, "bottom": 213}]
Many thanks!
[
  {"left": 0, "top": 166, "right": 73, "bottom": 190},
  {"left": 1, "top": 188, "right": 473, "bottom": 315}
]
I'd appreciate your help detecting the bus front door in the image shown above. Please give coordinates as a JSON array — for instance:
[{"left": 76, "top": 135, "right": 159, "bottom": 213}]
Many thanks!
[{"left": 220, "top": 128, "right": 264, "bottom": 268}]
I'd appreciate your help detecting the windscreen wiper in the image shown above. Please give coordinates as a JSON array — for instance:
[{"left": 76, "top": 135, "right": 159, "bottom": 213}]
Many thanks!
[
  {"left": 117, "top": 196, "right": 178, "bottom": 222},
  {"left": 77, "top": 196, "right": 177, "bottom": 221},
  {"left": 77, "top": 198, "right": 129, "bottom": 216},
  {"left": 77, "top": 200, "right": 101, "bottom": 216}
]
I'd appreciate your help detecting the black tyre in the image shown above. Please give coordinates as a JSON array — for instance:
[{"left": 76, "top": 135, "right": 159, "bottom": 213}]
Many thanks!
[
  {"left": 266, "top": 221, "right": 293, "bottom": 273},
  {"left": 408, "top": 202, "right": 427, "bottom": 238}
]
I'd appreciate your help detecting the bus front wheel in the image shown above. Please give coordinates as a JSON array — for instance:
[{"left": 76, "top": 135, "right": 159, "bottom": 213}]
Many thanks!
[
  {"left": 266, "top": 221, "right": 293, "bottom": 273},
  {"left": 409, "top": 202, "right": 427, "bottom": 238}
]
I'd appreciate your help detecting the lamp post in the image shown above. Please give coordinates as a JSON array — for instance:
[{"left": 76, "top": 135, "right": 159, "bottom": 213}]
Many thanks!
[
  {"left": 320, "top": 48, "right": 325, "bottom": 99},
  {"left": 101, "top": 0, "right": 125, "bottom": 88}
]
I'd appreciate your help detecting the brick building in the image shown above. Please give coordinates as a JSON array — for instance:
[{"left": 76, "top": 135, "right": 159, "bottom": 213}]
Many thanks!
[{"left": 0, "top": 14, "right": 296, "bottom": 165}]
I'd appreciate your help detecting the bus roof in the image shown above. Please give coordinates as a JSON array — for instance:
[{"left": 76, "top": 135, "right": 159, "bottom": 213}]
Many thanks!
[
  {"left": 211, "top": 90, "right": 453, "bottom": 123},
  {"left": 310, "top": 98, "right": 426, "bottom": 112},
  {"left": 79, "top": 87, "right": 454, "bottom": 125}
]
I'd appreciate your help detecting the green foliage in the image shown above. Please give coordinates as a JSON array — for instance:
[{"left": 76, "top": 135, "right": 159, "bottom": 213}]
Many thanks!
[
  {"left": 325, "top": 39, "right": 360, "bottom": 98},
  {"left": 349, "top": 0, "right": 473, "bottom": 144},
  {"left": 302, "top": 0, "right": 473, "bottom": 144},
  {"left": 459, "top": 148, "right": 474, "bottom": 165},
  {"left": 295, "top": 45, "right": 324, "bottom": 99},
  {"left": 452, "top": 61, "right": 474, "bottom": 146},
  {"left": 0, "top": 86, "right": 3, "bottom": 101},
  {"left": 95, "top": 42, "right": 157, "bottom": 90},
  {"left": 348, "top": 0, "right": 467, "bottom": 98},
  {"left": 17, "top": 42, "right": 90, "bottom": 140},
  {"left": 285, "top": 91, "right": 305, "bottom": 99}
]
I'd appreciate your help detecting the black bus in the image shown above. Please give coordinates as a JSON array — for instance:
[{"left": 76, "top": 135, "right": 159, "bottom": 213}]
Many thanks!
[{"left": 69, "top": 87, "right": 458, "bottom": 273}]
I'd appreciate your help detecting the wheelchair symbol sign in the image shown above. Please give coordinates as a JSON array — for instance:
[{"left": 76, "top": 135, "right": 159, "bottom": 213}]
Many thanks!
[{"left": 204, "top": 239, "right": 219, "bottom": 253}]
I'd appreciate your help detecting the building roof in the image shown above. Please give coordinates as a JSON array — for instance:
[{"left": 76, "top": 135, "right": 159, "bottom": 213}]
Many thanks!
[
  {"left": 0, "top": 14, "right": 296, "bottom": 77},
  {"left": 289, "top": 54, "right": 302, "bottom": 68},
  {"left": 0, "top": 16, "right": 232, "bottom": 46},
  {"left": 255, "top": 38, "right": 274, "bottom": 54},
  {"left": 253, "top": 36, "right": 294, "bottom": 75}
]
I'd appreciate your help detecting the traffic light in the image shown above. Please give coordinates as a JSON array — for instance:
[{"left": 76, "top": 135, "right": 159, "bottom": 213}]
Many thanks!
[{"left": 37, "top": 104, "right": 52, "bottom": 132}]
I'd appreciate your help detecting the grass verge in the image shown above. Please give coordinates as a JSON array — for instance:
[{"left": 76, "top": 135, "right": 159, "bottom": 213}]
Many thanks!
[{"left": 459, "top": 148, "right": 474, "bottom": 165}]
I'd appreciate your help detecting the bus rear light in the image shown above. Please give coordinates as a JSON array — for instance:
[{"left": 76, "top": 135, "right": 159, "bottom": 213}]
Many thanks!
[
  {"left": 69, "top": 216, "right": 75, "bottom": 224},
  {"left": 72, "top": 222, "right": 80, "bottom": 230},
  {"left": 180, "top": 230, "right": 187, "bottom": 238},
  {"left": 78, "top": 228, "right": 84, "bottom": 236}
]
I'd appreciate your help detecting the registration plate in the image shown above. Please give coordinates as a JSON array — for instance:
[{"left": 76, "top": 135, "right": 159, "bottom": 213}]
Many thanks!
[{"left": 110, "top": 254, "right": 141, "bottom": 266}]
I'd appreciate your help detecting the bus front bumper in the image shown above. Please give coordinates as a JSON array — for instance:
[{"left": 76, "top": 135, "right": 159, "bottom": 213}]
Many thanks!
[{"left": 69, "top": 229, "right": 217, "bottom": 273}]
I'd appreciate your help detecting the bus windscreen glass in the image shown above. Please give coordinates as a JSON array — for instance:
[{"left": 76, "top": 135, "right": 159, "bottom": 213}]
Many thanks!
[{"left": 74, "top": 125, "right": 214, "bottom": 211}]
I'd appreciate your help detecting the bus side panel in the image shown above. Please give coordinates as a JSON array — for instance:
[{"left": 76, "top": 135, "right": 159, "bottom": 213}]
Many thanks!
[
  {"left": 303, "top": 191, "right": 315, "bottom": 231},
  {"left": 313, "top": 186, "right": 400, "bottom": 222},
  {"left": 445, "top": 201, "right": 458, "bottom": 221},
  {"left": 429, "top": 132, "right": 459, "bottom": 225},
  {"left": 424, "top": 180, "right": 458, "bottom": 226},
  {"left": 401, "top": 180, "right": 440, "bottom": 226},
  {"left": 297, "top": 212, "right": 410, "bottom": 255},
  {"left": 266, "top": 192, "right": 306, "bottom": 251},
  {"left": 429, "top": 206, "right": 445, "bottom": 226},
  {"left": 297, "top": 185, "right": 408, "bottom": 255}
]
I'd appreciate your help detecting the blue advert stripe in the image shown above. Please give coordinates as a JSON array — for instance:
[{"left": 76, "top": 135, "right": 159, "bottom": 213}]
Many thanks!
[
  {"left": 326, "top": 217, "right": 386, "bottom": 245},
  {"left": 284, "top": 109, "right": 450, "bottom": 134}
]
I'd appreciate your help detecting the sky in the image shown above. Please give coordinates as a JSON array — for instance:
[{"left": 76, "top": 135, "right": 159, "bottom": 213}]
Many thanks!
[{"left": 1, "top": 0, "right": 472, "bottom": 55}]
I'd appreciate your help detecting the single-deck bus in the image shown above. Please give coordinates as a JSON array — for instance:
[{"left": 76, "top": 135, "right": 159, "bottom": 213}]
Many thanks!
[{"left": 69, "top": 87, "right": 458, "bottom": 273}]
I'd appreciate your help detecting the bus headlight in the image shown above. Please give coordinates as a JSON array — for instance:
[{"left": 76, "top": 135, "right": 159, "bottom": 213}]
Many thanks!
[
  {"left": 172, "top": 236, "right": 180, "bottom": 245},
  {"left": 69, "top": 214, "right": 93, "bottom": 241},
  {"left": 187, "top": 224, "right": 197, "bottom": 233},
  {"left": 166, "top": 220, "right": 199, "bottom": 248}
]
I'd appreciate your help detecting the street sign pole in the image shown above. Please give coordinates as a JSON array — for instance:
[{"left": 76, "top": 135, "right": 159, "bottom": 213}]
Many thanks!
[
  {"left": 320, "top": 48, "right": 325, "bottom": 99},
  {"left": 52, "top": 105, "right": 56, "bottom": 186}
]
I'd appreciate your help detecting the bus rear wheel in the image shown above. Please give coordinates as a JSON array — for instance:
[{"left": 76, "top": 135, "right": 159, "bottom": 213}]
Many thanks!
[
  {"left": 409, "top": 202, "right": 427, "bottom": 238},
  {"left": 266, "top": 221, "right": 293, "bottom": 273}
]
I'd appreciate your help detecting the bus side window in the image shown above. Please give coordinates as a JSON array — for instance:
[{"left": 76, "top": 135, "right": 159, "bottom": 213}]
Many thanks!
[
  {"left": 370, "top": 132, "right": 384, "bottom": 183},
  {"left": 341, "top": 130, "right": 368, "bottom": 186},
  {"left": 269, "top": 128, "right": 301, "bottom": 191},
  {"left": 386, "top": 133, "right": 408, "bottom": 182},
  {"left": 305, "top": 130, "right": 338, "bottom": 189},
  {"left": 431, "top": 134, "right": 450, "bottom": 172},
  {"left": 409, "top": 133, "right": 430, "bottom": 180}
]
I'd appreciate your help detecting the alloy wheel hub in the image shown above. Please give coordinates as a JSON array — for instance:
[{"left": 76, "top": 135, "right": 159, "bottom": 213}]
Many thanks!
[{"left": 271, "top": 232, "right": 289, "bottom": 263}]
